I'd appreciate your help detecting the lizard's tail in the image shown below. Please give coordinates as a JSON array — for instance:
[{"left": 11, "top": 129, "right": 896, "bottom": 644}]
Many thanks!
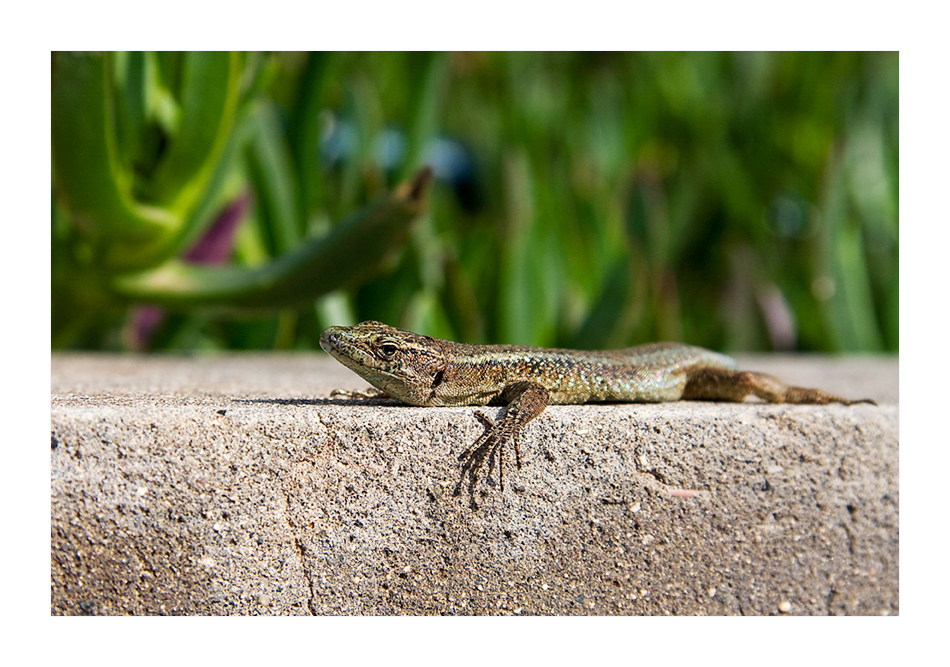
[{"left": 683, "top": 368, "right": 876, "bottom": 406}]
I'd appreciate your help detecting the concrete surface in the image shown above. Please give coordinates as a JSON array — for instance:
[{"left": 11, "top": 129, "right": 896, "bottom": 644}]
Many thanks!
[{"left": 51, "top": 352, "right": 898, "bottom": 615}]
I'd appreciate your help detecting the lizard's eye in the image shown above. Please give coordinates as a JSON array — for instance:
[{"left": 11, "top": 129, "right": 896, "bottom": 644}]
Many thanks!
[{"left": 379, "top": 343, "right": 398, "bottom": 359}]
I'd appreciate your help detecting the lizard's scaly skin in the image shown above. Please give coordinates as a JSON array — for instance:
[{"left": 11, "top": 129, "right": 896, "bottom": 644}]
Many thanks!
[{"left": 320, "top": 321, "right": 874, "bottom": 506}]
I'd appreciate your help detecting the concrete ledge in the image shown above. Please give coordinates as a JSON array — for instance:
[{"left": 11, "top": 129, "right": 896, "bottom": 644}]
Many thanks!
[{"left": 51, "top": 353, "right": 898, "bottom": 615}]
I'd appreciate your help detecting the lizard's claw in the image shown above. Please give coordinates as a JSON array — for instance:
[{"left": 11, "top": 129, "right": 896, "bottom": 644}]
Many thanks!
[
  {"left": 329, "top": 387, "right": 389, "bottom": 400},
  {"left": 453, "top": 387, "right": 542, "bottom": 509},
  {"left": 453, "top": 410, "right": 512, "bottom": 509}
]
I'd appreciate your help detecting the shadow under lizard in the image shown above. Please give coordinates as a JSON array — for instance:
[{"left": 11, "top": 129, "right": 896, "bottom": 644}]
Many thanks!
[{"left": 320, "top": 321, "right": 874, "bottom": 508}]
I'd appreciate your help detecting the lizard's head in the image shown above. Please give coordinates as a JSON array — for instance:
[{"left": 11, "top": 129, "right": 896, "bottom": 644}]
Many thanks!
[{"left": 320, "top": 321, "right": 446, "bottom": 405}]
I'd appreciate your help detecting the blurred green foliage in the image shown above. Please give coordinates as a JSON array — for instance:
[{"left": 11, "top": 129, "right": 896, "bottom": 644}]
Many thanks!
[
  {"left": 52, "top": 52, "right": 431, "bottom": 350},
  {"left": 52, "top": 51, "right": 898, "bottom": 353}
]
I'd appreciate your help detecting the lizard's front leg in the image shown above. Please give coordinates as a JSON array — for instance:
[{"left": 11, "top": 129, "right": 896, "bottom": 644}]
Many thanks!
[{"left": 453, "top": 381, "right": 549, "bottom": 508}]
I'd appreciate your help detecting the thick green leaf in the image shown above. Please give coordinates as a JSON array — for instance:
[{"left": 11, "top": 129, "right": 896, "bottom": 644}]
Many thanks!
[
  {"left": 246, "top": 101, "right": 302, "bottom": 255},
  {"left": 52, "top": 52, "right": 176, "bottom": 246},
  {"left": 146, "top": 51, "right": 241, "bottom": 211},
  {"left": 289, "top": 52, "right": 330, "bottom": 218},
  {"left": 52, "top": 52, "right": 243, "bottom": 272},
  {"left": 111, "top": 51, "right": 148, "bottom": 174},
  {"left": 111, "top": 168, "right": 433, "bottom": 310}
]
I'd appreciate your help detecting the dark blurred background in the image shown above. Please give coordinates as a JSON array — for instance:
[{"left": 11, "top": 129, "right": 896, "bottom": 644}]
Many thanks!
[{"left": 51, "top": 51, "right": 898, "bottom": 353}]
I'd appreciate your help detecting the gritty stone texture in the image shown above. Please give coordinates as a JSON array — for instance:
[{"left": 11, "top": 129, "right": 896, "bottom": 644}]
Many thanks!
[{"left": 51, "top": 353, "right": 898, "bottom": 615}]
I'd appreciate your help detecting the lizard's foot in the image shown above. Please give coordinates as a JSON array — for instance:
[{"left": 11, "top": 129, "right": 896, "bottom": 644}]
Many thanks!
[
  {"left": 329, "top": 387, "right": 389, "bottom": 400},
  {"left": 451, "top": 383, "right": 544, "bottom": 509},
  {"left": 453, "top": 411, "right": 522, "bottom": 509}
]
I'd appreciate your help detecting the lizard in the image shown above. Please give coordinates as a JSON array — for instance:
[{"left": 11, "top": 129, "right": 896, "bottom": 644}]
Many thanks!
[{"left": 319, "top": 320, "right": 875, "bottom": 507}]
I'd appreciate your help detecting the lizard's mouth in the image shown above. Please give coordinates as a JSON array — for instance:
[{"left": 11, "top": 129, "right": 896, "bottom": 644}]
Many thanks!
[
  {"left": 320, "top": 327, "right": 358, "bottom": 361},
  {"left": 318, "top": 327, "right": 341, "bottom": 355},
  {"left": 320, "top": 326, "right": 379, "bottom": 374}
]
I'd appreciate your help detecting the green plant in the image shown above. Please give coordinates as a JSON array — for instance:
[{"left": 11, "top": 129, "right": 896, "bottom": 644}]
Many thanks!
[
  {"left": 52, "top": 51, "right": 431, "bottom": 348},
  {"left": 52, "top": 52, "right": 898, "bottom": 353}
]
